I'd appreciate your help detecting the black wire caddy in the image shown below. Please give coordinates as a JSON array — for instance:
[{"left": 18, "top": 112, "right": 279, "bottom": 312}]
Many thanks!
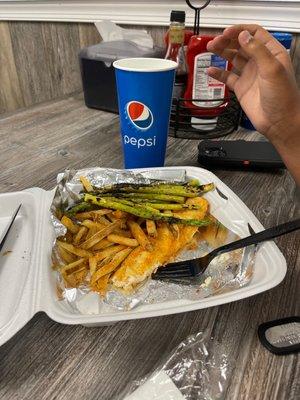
[{"left": 169, "top": 0, "right": 241, "bottom": 139}]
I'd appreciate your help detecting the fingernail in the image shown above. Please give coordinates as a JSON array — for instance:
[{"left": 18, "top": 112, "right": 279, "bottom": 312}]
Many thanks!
[{"left": 241, "top": 30, "right": 253, "bottom": 44}]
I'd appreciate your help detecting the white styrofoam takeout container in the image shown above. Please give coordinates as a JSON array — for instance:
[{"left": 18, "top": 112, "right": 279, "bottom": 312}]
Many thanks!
[{"left": 0, "top": 167, "right": 287, "bottom": 347}]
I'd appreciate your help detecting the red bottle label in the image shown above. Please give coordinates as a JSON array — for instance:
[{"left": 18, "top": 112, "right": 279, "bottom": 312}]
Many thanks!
[{"left": 184, "top": 35, "right": 230, "bottom": 116}]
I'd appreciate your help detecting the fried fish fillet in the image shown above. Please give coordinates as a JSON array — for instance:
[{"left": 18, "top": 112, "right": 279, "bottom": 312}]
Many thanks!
[{"left": 111, "top": 197, "right": 209, "bottom": 291}]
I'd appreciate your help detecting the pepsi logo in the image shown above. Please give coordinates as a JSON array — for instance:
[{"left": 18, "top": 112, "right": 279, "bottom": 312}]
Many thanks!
[{"left": 126, "top": 101, "right": 153, "bottom": 130}]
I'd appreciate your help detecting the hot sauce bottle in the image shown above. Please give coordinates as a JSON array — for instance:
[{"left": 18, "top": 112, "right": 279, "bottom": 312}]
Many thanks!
[{"left": 165, "top": 10, "right": 188, "bottom": 99}]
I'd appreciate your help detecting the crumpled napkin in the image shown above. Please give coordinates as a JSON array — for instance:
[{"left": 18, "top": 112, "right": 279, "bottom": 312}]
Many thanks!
[{"left": 95, "top": 20, "right": 154, "bottom": 49}]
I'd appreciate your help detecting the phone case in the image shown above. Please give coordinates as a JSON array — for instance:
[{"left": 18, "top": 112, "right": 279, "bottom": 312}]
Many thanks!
[{"left": 198, "top": 140, "right": 285, "bottom": 169}]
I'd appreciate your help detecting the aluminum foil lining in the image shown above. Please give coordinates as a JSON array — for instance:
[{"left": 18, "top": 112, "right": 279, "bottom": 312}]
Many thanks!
[{"left": 50, "top": 168, "right": 256, "bottom": 314}]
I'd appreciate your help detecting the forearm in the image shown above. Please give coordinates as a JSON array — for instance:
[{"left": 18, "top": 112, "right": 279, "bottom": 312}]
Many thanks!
[{"left": 270, "top": 114, "right": 300, "bottom": 185}]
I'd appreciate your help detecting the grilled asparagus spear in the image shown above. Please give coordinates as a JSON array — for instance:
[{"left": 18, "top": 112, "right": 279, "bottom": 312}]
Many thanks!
[
  {"left": 84, "top": 194, "right": 211, "bottom": 227},
  {"left": 65, "top": 201, "right": 95, "bottom": 215},
  {"left": 92, "top": 192, "right": 186, "bottom": 203},
  {"left": 91, "top": 182, "right": 214, "bottom": 198}
]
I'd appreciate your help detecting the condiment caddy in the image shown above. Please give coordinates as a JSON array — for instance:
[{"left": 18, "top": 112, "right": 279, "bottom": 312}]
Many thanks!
[{"left": 165, "top": 1, "right": 241, "bottom": 138}]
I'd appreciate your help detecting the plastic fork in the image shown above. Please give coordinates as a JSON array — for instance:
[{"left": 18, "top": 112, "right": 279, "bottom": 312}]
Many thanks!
[
  {"left": 154, "top": 219, "right": 300, "bottom": 280},
  {"left": 0, "top": 204, "right": 22, "bottom": 252}
]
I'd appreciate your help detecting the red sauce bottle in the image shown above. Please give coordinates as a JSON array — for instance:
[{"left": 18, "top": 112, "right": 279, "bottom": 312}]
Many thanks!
[{"left": 184, "top": 35, "right": 231, "bottom": 118}]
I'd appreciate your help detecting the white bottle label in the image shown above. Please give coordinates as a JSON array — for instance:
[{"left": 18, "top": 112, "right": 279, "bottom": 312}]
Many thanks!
[{"left": 192, "top": 52, "right": 227, "bottom": 108}]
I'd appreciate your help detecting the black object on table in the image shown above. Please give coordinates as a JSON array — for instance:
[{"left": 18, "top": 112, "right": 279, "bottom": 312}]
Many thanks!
[
  {"left": 258, "top": 316, "right": 300, "bottom": 355},
  {"left": 197, "top": 139, "right": 285, "bottom": 170}
]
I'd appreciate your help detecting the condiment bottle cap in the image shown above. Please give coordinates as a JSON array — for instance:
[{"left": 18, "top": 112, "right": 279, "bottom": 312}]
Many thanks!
[{"left": 170, "top": 10, "right": 186, "bottom": 23}]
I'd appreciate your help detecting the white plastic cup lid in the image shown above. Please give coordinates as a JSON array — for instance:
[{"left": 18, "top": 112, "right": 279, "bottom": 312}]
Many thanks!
[{"left": 113, "top": 58, "right": 178, "bottom": 72}]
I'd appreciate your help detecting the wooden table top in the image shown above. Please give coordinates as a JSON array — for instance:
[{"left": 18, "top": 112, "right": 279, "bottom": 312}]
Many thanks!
[{"left": 0, "top": 94, "right": 299, "bottom": 400}]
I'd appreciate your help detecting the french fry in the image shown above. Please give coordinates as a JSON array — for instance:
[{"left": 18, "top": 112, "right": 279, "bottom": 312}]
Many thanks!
[
  {"left": 74, "top": 209, "right": 111, "bottom": 221},
  {"left": 60, "top": 258, "right": 86, "bottom": 275},
  {"left": 107, "top": 234, "right": 138, "bottom": 247},
  {"left": 91, "top": 274, "right": 111, "bottom": 296},
  {"left": 63, "top": 267, "right": 87, "bottom": 287},
  {"left": 52, "top": 263, "right": 64, "bottom": 271},
  {"left": 80, "top": 176, "right": 93, "bottom": 192},
  {"left": 93, "top": 209, "right": 112, "bottom": 215},
  {"left": 170, "top": 223, "right": 179, "bottom": 239},
  {"left": 106, "top": 214, "right": 118, "bottom": 223},
  {"left": 111, "top": 210, "right": 128, "bottom": 219},
  {"left": 61, "top": 215, "right": 80, "bottom": 234},
  {"left": 73, "top": 268, "right": 88, "bottom": 285},
  {"left": 96, "top": 216, "right": 111, "bottom": 226},
  {"left": 94, "top": 244, "right": 126, "bottom": 262},
  {"left": 146, "top": 219, "right": 157, "bottom": 237},
  {"left": 75, "top": 212, "right": 94, "bottom": 221},
  {"left": 85, "top": 226, "right": 98, "bottom": 240},
  {"left": 89, "top": 256, "right": 98, "bottom": 275},
  {"left": 80, "top": 221, "right": 120, "bottom": 250},
  {"left": 113, "top": 229, "right": 132, "bottom": 238},
  {"left": 62, "top": 272, "right": 77, "bottom": 288},
  {"left": 106, "top": 214, "right": 127, "bottom": 228},
  {"left": 91, "top": 248, "right": 132, "bottom": 283},
  {"left": 57, "top": 240, "right": 93, "bottom": 258},
  {"left": 58, "top": 245, "right": 77, "bottom": 264},
  {"left": 73, "top": 226, "right": 88, "bottom": 245},
  {"left": 127, "top": 220, "right": 153, "bottom": 251},
  {"left": 82, "top": 219, "right": 108, "bottom": 231},
  {"left": 83, "top": 219, "right": 113, "bottom": 240},
  {"left": 64, "top": 231, "right": 74, "bottom": 243},
  {"left": 91, "top": 238, "right": 114, "bottom": 251}
]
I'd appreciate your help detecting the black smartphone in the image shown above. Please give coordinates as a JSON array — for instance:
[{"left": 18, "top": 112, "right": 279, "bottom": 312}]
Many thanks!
[{"left": 198, "top": 140, "right": 285, "bottom": 170}]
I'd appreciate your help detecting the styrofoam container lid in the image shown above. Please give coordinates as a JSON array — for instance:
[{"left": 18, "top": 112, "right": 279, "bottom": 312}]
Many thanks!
[{"left": 0, "top": 167, "right": 287, "bottom": 346}]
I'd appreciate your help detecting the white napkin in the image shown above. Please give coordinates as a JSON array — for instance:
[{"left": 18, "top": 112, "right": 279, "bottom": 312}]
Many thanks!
[
  {"left": 124, "top": 371, "right": 185, "bottom": 400},
  {"left": 95, "top": 20, "right": 154, "bottom": 49}
]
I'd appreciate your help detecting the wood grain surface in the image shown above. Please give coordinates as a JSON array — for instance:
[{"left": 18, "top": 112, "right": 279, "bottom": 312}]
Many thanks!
[
  {"left": 0, "top": 22, "right": 102, "bottom": 114},
  {"left": 78, "top": 23, "right": 101, "bottom": 48},
  {"left": 0, "top": 94, "right": 299, "bottom": 400},
  {"left": 0, "top": 22, "right": 24, "bottom": 113}
]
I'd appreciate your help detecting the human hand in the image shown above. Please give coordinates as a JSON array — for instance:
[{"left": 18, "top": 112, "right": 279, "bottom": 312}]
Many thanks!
[{"left": 207, "top": 25, "right": 300, "bottom": 143}]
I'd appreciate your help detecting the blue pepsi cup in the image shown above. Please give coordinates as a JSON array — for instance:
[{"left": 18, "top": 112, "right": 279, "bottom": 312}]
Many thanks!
[{"left": 113, "top": 58, "right": 177, "bottom": 169}]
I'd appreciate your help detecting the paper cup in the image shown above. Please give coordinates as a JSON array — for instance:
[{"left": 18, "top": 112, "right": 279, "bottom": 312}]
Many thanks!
[{"left": 114, "top": 58, "right": 177, "bottom": 169}]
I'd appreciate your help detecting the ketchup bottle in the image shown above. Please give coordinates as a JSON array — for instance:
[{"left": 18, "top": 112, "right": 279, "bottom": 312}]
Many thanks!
[{"left": 184, "top": 35, "right": 231, "bottom": 118}]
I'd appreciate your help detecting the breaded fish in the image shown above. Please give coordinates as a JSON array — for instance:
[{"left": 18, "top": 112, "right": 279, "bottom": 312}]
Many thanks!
[{"left": 111, "top": 197, "right": 209, "bottom": 291}]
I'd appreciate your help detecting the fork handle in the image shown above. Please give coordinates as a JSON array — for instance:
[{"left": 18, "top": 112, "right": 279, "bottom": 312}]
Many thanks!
[{"left": 208, "top": 219, "right": 300, "bottom": 262}]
